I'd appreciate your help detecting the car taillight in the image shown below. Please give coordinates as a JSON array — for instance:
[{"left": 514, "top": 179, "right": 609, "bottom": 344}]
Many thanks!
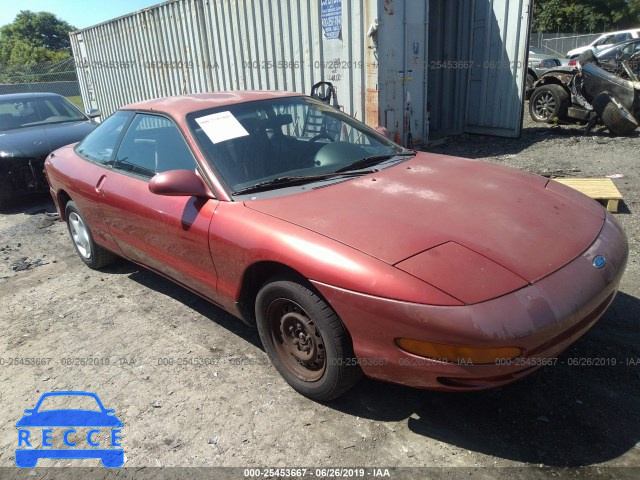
[{"left": 568, "top": 59, "right": 577, "bottom": 66}]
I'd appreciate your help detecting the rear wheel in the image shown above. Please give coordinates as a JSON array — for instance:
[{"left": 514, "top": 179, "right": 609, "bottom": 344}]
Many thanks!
[
  {"left": 529, "top": 84, "right": 569, "bottom": 123},
  {"left": 65, "top": 201, "right": 117, "bottom": 269},
  {"left": 255, "top": 276, "right": 362, "bottom": 401},
  {"left": 593, "top": 94, "right": 638, "bottom": 136}
]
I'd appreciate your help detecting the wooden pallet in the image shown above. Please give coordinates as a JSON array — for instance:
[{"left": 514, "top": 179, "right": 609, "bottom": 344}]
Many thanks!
[{"left": 553, "top": 178, "right": 623, "bottom": 213}]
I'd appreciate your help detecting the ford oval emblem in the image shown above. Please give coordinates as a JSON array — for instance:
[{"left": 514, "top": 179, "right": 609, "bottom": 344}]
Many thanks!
[{"left": 593, "top": 256, "right": 606, "bottom": 269}]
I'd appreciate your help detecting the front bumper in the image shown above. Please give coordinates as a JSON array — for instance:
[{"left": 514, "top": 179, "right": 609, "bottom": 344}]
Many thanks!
[
  {"left": 312, "top": 211, "right": 628, "bottom": 391},
  {"left": 0, "top": 157, "right": 48, "bottom": 197}
]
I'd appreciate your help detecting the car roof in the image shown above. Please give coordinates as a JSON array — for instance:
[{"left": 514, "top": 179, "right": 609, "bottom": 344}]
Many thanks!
[
  {"left": 121, "top": 91, "right": 303, "bottom": 117},
  {"left": 0, "top": 92, "right": 65, "bottom": 101},
  {"left": 600, "top": 28, "right": 640, "bottom": 36}
]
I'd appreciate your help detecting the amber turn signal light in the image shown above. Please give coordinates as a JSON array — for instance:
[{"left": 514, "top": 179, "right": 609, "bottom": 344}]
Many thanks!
[{"left": 395, "top": 338, "right": 522, "bottom": 365}]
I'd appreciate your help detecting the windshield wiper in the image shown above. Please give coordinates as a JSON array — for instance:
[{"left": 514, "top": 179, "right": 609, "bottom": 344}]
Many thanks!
[
  {"left": 232, "top": 170, "right": 374, "bottom": 196},
  {"left": 334, "top": 151, "right": 416, "bottom": 173}
]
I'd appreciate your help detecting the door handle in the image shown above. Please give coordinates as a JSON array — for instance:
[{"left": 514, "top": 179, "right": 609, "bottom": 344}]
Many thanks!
[{"left": 95, "top": 175, "right": 107, "bottom": 197}]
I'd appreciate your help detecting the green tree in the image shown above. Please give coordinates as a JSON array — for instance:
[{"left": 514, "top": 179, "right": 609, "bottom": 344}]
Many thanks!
[
  {"left": 629, "top": 0, "right": 640, "bottom": 24},
  {"left": 0, "top": 11, "right": 76, "bottom": 66},
  {"left": 533, "top": 0, "right": 640, "bottom": 33}
]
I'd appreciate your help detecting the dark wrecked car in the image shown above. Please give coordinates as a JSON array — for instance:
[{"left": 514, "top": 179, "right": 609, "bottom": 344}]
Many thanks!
[
  {"left": 0, "top": 93, "right": 99, "bottom": 209},
  {"left": 529, "top": 50, "right": 640, "bottom": 136}
]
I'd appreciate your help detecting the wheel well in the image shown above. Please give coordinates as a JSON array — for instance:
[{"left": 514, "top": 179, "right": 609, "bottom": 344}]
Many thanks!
[
  {"left": 535, "top": 76, "right": 570, "bottom": 92},
  {"left": 57, "top": 190, "right": 72, "bottom": 220},
  {"left": 527, "top": 68, "right": 538, "bottom": 80},
  {"left": 236, "top": 261, "right": 312, "bottom": 326}
]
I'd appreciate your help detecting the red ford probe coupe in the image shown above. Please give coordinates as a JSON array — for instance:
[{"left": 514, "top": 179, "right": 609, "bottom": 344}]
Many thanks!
[{"left": 44, "top": 91, "right": 628, "bottom": 401}]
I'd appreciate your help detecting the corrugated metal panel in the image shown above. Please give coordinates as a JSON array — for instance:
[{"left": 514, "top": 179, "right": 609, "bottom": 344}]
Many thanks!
[
  {"left": 70, "top": 0, "right": 374, "bottom": 125},
  {"left": 465, "top": 0, "right": 533, "bottom": 137},
  {"left": 427, "top": 0, "right": 472, "bottom": 137},
  {"left": 71, "top": 0, "right": 532, "bottom": 142},
  {"left": 376, "top": 0, "right": 429, "bottom": 145}
]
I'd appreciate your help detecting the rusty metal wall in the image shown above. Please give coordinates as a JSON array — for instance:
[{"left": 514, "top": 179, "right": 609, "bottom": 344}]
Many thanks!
[{"left": 70, "top": 0, "right": 376, "bottom": 125}]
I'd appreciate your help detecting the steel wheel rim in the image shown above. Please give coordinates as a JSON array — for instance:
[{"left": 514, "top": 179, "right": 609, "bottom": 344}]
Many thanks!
[
  {"left": 534, "top": 92, "right": 556, "bottom": 119},
  {"left": 266, "top": 298, "right": 326, "bottom": 382},
  {"left": 69, "top": 212, "right": 92, "bottom": 259}
]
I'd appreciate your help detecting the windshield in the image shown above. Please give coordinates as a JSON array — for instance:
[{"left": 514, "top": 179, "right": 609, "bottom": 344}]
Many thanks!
[
  {"left": 0, "top": 95, "right": 87, "bottom": 131},
  {"left": 187, "top": 96, "right": 404, "bottom": 194},
  {"left": 594, "top": 35, "right": 614, "bottom": 47}
]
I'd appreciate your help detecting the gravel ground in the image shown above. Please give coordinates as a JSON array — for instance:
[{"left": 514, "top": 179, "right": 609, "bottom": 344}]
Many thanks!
[{"left": 0, "top": 109, "right": 639, "bottom": 478}]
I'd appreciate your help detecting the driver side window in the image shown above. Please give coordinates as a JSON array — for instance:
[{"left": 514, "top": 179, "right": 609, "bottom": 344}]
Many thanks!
[{"left": 114, "top": 114, "right": 197, "bottom": 180}]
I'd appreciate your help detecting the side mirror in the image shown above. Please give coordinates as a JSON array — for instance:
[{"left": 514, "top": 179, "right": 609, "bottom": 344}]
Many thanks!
[
  {"left": 87, "top": 108, "right": 102, "bottom": 119},
  {"left": 149, "top": 169, "right": 213, "bottom": 198}
]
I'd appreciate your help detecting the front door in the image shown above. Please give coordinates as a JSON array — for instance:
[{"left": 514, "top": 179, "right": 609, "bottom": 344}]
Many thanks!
[{"left": 98, "top": 113, "right": 220, "bottom": 302}]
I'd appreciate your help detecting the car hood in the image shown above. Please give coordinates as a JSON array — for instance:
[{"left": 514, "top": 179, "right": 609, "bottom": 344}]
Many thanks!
[
  {"left": 245, "top": 153, "right": 605, "bottom": 283},
  {"left": 43, "top": 120, "right": 96, "bottom": 151},
  {"left": 0, "top": 121, "right": 95, "bottom": 159},
  {"left": 16, "top": 409, "right": 123, "bottom": 427}
]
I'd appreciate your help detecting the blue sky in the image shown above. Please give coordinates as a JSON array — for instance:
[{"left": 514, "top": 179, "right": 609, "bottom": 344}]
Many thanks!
[{"left": 0, "top": 0, "right": 162, "bottom": 29}]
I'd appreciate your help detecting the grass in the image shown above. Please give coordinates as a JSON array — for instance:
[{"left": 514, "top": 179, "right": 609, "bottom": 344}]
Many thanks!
[{"left": 66, "top": 95, "right": 84, "bottom": 110}]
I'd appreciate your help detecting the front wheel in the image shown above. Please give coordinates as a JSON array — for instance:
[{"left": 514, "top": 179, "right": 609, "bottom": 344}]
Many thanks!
[
  {"left": 529, "top": 84, "right": 570, "bottom": 123},
  {"left": 65, "top": 201, "right": 117, "bottom": 269},
  {"left": 256, "top": 276, "right": 362, "bottom": 401}
]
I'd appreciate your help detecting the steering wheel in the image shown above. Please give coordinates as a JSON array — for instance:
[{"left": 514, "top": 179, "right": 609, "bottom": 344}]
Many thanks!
[{"left": 309, "top": 133, "right": 335, "bottom": 143}]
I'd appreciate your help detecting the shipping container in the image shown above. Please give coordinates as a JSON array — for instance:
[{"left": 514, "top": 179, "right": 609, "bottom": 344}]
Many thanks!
[{"left": 70, "top": 0, "right": 533, "bottom": 145}]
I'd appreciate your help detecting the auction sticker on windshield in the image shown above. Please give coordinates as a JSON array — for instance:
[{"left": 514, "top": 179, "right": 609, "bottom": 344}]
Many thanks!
[{"left": 195, "top": 111, "right": 249, "bottom": 144}]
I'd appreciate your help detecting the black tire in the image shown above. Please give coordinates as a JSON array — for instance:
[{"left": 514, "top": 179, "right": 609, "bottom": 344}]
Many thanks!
[
  {"left": 255, "top": 276, "right": 362, "bottom": 401},
  {"left": 593, "top": 94, "right": 638, "bottom": 136},
  {"left": 577, "top": 49, "right": 598, "bottom": 66},
  {"left": 525, "top": 73, "right": 535, "bottom": 100},
  {"left": 65, "top": 200, "right": 117, "bottom": 269},
  {"left": 529, "top": 84, "right": 570, "bottom": 123}
]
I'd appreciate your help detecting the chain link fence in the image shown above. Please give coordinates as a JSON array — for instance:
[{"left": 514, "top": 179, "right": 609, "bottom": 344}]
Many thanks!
[
  {"left": 0, "top": 57, "right": 83, "bottom": 110},
  {"left": 530, "top": 32, "right": 605, "bottom": 58}
]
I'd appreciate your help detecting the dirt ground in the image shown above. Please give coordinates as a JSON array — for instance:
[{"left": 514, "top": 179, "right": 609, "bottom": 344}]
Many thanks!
[{"left": 1, "top": 110, "right": 639, "bottom": 478}]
